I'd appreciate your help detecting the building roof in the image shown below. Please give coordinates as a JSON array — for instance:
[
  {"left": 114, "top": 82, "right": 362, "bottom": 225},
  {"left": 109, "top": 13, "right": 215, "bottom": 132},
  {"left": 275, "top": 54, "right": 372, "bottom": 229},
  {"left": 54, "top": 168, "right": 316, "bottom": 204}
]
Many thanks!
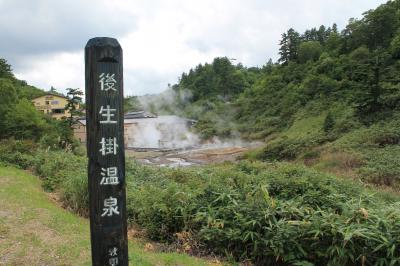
[
  {"left": 76, "top": 114, "right": 196, "bottom": 126},
  {"left": 32, "top": 92, "right": 68, "bottom": 100},
  {"left": 124, "top": 111, "right": 157, "bottom": 119},
  {"left": 76, "top": 119, "right": 86, "bottom": 126}
]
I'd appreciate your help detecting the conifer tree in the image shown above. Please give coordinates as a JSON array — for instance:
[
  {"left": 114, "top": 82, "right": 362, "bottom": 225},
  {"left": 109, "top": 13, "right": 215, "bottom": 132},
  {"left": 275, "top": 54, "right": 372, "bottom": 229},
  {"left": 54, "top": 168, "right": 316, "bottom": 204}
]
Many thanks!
[
  {"left": 279, "top": 28, "right": 300, "bottom": 64},
  {"left": 65, "top": 88, "right": 83, "bottom": 126}
]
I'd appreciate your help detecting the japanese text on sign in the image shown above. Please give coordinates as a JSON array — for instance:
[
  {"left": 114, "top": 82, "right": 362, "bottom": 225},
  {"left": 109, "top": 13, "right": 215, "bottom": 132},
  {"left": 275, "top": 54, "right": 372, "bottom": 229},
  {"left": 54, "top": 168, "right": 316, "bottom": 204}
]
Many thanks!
[
  {"left": 101, "top": 196, "right": 120, "bottom": 217},
  {"left": 99, "top": 73, "right": 117, "bottom": 91}
]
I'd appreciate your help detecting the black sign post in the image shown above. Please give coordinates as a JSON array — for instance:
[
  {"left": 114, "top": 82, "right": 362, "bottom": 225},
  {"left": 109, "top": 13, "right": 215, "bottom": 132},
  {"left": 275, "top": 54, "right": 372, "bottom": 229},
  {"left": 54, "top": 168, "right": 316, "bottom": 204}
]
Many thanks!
[{"left": 85, "top": 37, "right": 128, "bottom": 266}]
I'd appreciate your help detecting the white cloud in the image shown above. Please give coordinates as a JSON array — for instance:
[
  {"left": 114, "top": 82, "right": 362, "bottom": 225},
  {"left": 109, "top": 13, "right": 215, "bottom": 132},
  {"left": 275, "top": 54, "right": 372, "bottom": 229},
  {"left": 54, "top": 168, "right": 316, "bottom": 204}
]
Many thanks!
[
  {"left": 14, "top": 51, "right": 84, "bottom": 91},
  {"left": 2, "top": 0, "right": 387, "bottom": 96}
]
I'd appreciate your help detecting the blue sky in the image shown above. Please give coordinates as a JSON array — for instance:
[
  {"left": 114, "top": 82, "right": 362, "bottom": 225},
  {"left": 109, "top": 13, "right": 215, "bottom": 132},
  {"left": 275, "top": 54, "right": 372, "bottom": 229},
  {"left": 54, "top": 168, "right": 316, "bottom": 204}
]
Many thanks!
[{"left": 0, "top": 0, "right": 387, "bottom": 96}]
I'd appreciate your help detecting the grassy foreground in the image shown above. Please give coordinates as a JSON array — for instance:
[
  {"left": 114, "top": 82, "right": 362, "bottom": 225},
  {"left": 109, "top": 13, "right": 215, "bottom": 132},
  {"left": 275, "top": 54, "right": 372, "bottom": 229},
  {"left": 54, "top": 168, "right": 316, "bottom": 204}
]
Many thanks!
[{"left": 0, "top": 166, "right": 217, "bottom": 266}]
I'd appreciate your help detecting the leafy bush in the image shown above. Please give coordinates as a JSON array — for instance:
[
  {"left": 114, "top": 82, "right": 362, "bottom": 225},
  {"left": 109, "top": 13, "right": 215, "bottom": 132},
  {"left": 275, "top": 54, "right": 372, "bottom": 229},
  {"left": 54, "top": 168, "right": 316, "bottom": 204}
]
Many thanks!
[
  {"left": 323, "top": 112, "right": 335, "bottom": 133},
  {"left": 34, "top": 150, "right": 86, "bottom": 191},
  {"left": 125, "top": 161, "right": 400, "bottom": 265},
  {"left": 359, "top": 147, "right": 400, "bottom": 187},
  {"left": 253, "top": 134, "right": 327, "bottom": 161},
  {"left": 0, "top": 139, "right": 37, "bottom": 168},
  {"left": 61, "top": 170, "right": 89, "bottom": 216}
]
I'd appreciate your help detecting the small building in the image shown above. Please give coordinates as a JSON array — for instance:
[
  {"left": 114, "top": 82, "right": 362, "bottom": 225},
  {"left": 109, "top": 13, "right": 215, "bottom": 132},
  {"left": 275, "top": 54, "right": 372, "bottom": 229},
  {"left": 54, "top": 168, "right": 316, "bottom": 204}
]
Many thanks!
[
  {"left": 73, "top": 118, "right": 135, "bottom": 145},
  {"left": 32, "top": 93, "right": 77, "bottom": 120},
  {"left": 73, "top": 119, "right": 87, "bottom": 143}
]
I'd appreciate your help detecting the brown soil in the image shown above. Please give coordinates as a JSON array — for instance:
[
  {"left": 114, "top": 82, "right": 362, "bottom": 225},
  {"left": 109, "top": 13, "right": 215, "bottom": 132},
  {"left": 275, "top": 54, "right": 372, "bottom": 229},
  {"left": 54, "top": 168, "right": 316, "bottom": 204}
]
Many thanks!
[{"left": 132, "top": 146, "right": 250, "bottom": 167}]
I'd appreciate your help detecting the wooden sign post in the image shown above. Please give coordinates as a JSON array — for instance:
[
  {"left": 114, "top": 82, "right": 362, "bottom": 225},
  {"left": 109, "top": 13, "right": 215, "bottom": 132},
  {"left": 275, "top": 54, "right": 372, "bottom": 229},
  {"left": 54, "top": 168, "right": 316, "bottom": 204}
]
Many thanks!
[{"left": 85, "top": 37, "right": 128, "bottom": 266}]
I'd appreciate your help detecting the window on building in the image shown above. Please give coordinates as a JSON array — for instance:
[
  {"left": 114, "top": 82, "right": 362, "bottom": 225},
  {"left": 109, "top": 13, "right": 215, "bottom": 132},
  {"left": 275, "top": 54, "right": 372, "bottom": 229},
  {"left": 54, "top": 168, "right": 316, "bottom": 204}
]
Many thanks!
[
  {"left": 51, "top": 100, "right": 59, "bottom": 105},
  {"left": 52, "top": 109, "right": 65, "bottom": 114},
  {"left": 45, "top": 101, "right": 50, "bottom": 105}
]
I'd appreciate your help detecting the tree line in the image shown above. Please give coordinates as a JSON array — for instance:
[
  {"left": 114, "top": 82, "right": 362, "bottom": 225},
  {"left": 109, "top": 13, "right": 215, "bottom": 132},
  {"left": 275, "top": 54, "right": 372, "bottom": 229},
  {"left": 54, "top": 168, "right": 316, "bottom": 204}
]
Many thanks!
[{"left": 167, "top": 0, "right": 400, "bottom": 140}]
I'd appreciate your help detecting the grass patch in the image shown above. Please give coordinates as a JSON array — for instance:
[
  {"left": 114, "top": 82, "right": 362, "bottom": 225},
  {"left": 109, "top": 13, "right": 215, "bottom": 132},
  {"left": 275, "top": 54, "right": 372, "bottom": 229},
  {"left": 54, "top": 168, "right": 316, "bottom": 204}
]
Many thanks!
[{"left": 0, "top": 166, "right": 217, "bottom": 266}]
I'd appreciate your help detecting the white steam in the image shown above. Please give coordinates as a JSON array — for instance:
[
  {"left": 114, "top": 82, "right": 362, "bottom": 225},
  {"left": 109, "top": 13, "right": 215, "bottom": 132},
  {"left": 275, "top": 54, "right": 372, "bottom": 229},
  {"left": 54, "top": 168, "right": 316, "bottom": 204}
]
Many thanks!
[
  {"left": 126, "top": 115, "right": 199, "bottom": 149},
  {"left": 126, "top": 88, "right": 257, "bottom": 150},
  {"left": 137, "top": 88, "right": 192, "bottom": 116}
]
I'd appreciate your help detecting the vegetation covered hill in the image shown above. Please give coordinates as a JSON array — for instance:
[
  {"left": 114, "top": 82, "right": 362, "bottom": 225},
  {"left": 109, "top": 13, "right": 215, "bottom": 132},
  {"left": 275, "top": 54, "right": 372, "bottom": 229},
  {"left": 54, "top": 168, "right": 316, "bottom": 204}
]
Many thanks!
[
  {"left": 131, "top": 0, "right": 400, "bottom": 188},
  {"left": 170, "top": 0, "right": 400, "bottom": 138}
]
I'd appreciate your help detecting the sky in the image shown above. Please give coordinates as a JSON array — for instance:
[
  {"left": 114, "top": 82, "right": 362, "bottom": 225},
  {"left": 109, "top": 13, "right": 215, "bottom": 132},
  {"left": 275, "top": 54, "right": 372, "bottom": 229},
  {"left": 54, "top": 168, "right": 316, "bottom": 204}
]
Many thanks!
[{"left": 0, "top": 0, "right": 387, "bottom": 96}]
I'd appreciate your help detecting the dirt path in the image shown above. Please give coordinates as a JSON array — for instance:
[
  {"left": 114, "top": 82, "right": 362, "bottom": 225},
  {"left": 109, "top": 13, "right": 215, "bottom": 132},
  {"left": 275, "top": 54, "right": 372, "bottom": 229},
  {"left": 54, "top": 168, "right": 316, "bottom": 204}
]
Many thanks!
[{"left": 0, "top": 166, "right": 222, "bottom": 266}]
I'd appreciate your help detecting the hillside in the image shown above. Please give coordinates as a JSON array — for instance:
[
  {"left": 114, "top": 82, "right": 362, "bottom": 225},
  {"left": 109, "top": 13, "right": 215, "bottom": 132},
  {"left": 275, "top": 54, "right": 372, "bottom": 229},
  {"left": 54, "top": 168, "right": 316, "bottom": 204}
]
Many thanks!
[{"left": 130, "top": 0, "right": 400, "bottom": 188}]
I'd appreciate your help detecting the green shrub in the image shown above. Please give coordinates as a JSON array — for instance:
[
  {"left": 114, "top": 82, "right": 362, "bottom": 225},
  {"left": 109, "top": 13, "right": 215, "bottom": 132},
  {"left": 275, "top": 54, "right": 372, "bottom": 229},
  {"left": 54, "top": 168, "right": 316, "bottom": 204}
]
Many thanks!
[
  {"left": 301, "top": 150, "right": 320, "bottom": 160},
  {"left": 254, "top": 137, "right": 325, "bottom": 161},
  {"left": 31, "top": 150, "right": 86, "bottom": 191},
  {"left": 60, "top": 172, "right": 89, "bottom": 216},
  {"left": 126, "top": 161, "right": 400, "bottom": 265},
  {"left": 323, "top": 112, "right": 335, "bottom": 133},
  {"left": 0, "top": 139, "right": 37, "bottom": 168},
  {"left": 359, "top": 147, "right": 400, "bottom": 186}
]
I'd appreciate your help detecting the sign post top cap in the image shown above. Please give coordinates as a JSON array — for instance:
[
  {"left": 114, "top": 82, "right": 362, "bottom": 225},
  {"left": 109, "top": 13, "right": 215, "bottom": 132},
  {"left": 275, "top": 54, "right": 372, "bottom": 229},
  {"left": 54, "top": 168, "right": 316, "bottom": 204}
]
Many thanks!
[{"left": 86, "top": 37, "right": 121, "bottom": 48}]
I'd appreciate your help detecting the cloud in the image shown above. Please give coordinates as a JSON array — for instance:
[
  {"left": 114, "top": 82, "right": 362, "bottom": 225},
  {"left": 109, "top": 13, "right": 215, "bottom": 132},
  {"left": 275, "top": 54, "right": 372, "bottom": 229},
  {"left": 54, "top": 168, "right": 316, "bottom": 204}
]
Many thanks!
[
  {"left": 13, "top": 51, "right": 84, "bottom": 91},
  {"left": 0, "top": 0, "right": 135, "bottom": 56},
  {"left": 1, "top": 0, "right": 387, "bottom": 95}
]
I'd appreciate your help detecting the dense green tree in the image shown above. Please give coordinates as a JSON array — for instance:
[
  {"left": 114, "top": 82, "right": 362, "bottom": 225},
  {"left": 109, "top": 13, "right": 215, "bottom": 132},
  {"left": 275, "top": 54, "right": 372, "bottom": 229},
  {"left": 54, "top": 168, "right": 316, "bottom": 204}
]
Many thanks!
[
  {"left": 65, "top": 88, "right": 83, "bottom": 126},
  {"left": 0, "top": 59, "right": 13, "bottom": 79},
  {"left": 0, "top": 79, "right": 18, "bottom": 137},
  {"left": 5, "top": 98, "right": 47, "bottom": 140},
  {"left": 341, "top": 18, "right": 365, "bottom": 53},
  {"left": 390, "top": 33, "right": 400, "bottom": 58},
  {"left": 279, "top": 28, "right": 300, "bottom": 64},
  {"left": 212, "top": 57, "right": 235, "bottom": 98},
  {"left": 332, "top": 23, "right": 338, "bottom": 34},
  {"left": 15, "top": 83, "right": 45, "bottom": 100},
  {"left": 279, "top": 32, "right": 290, "bottom": 64},
  {"left": 262, "top": 59, "right": 274, "bottom": 73},
  {"left": 298, "top": 41, "right": 323, "bottom": 63},
  {"left": 124, "top": 96, "right": 143, "bottom": 112},
  {"left": 317, "top": 25, "right": 328, "bottom": 44},
  {"left": 355, "top": 48, "right": 393, "bottom": 118},
  {"left": 325, "top": 31, "right": 342, "bottom": 54},
  {"left": 362, "top": 2, "right": 399, "bottom": 50},
  {"left": 342, "top": 1, "right": 400, "bottom": 52},
  {"left": 176, "top": 57, "right": 250, "bottom": 102}
]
